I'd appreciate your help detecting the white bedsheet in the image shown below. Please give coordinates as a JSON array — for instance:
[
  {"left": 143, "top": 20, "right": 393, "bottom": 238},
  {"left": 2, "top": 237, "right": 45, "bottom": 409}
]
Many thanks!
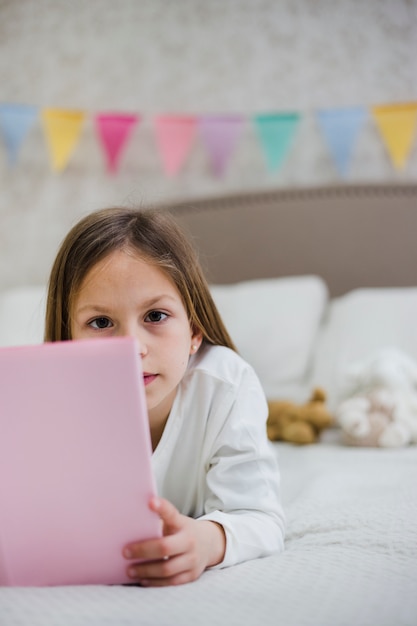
[{"left": 1, "top": 436, "right": 416, "bottom": 626}]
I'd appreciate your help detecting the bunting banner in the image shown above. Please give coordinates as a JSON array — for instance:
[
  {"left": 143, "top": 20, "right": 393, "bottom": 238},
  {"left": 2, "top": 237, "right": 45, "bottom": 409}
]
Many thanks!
[
  {"left": 41, "top": 109, "right": 85, "bottom": 172},
  {"left": 317, "top": 107, "right": 367, "bottom": 176},
  {"left": 154, "top": 115, "right": 197, "bottom": 177},
  {"left": 198, "top": 115, "right": 244, "bottom": 177},
  {"left": 372, "top": 103, "right": 417, "bottom": 170},
  {"left": 0, "top": 103, "right": 38, "bottom": 166},
  {"left": 254, "top": 113, "right": 300, "bottom": 172},
  {"left": 95, "top": 113, "right": 140, "bottom": 174},
  {"left": 0, "top": 101, "right": 416, "bottom": 177}
]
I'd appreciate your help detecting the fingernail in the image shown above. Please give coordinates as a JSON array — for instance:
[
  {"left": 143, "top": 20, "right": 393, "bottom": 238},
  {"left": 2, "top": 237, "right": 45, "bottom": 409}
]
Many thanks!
[
  {"left": 124, "top": 548, "right": 133, "bottom": 559},
  {"left": 128, "top": 566, "right": 137, "bottom": 578}
]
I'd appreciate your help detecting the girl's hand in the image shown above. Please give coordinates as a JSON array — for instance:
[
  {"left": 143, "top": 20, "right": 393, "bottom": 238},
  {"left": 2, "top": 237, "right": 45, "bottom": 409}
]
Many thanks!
[{"left": 123, "top": 497, "right": 226, "bottom": 586}]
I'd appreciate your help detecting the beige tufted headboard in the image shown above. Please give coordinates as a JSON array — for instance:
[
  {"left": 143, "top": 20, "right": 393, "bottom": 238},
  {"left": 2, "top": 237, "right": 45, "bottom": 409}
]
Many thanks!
[{"left": 158, "top": 183, "right": 417, "bottom": 297}]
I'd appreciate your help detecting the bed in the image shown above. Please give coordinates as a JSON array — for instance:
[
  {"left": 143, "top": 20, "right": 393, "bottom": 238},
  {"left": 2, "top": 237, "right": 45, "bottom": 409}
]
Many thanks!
[{"left": 1, "top": 183, "right": 417, "bottom": 626}]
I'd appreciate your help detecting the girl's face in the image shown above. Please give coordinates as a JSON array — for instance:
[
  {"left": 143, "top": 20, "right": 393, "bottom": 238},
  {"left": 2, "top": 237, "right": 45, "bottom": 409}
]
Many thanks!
[{"left": 71, "top": 249, "right": 202, "bottom": 441}]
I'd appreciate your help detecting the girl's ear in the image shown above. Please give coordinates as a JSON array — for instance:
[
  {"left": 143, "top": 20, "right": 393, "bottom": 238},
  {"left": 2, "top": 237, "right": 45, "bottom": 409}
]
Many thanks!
[{"left": 190, "top": 328, "right": 203, "bottom": 355}]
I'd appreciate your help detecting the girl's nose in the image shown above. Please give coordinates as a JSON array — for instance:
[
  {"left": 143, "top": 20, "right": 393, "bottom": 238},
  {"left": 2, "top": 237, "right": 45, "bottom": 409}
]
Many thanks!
[
  {"left": 138, "top": 341, "right": 148, "bottom": 358},
  {"left": 118, "top": 323, "right": 148, "bottom": 356}
]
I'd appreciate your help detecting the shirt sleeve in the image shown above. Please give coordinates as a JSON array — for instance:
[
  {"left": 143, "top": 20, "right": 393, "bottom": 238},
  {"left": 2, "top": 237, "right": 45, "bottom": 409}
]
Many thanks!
[{"left": 197, "top": 364, "right": 286, "bottom": 568}]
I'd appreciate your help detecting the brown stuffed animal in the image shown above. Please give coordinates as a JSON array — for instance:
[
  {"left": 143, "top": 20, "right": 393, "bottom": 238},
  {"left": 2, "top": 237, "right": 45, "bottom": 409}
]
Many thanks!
[{"left": 267, "top": 388, "right": 334, "bottom": 444}]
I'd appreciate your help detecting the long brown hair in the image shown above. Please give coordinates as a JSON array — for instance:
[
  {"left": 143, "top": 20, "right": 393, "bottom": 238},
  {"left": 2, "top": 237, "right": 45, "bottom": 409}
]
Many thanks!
[{"left": 44, "top": 206, "right": 236, "bottom": 350}]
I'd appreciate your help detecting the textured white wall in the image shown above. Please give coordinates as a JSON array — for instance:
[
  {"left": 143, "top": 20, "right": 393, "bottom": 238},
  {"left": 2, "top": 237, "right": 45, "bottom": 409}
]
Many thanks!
[{"left": 0, "top": 0, "right": 416, "bottom": 289}]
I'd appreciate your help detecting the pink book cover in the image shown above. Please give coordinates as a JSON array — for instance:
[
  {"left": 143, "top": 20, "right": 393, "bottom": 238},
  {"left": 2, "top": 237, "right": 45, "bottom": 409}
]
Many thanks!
[{"left": 0, "top": 337, "right": 161, "bottom": 587}]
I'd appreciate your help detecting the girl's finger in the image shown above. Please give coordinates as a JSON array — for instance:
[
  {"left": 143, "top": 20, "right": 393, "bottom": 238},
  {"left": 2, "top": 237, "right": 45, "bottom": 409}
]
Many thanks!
[
  {"left": 149, "top": 497, "right": 184, "bottom": 534},
  {"left": 127, "top": 552, "right": 200, "bottom": 587}
]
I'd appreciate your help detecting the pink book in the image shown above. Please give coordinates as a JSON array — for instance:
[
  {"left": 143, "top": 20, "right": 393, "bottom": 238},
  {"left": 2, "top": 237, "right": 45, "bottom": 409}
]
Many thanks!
[{"left": 0, "top": 336, "right": 161, "bottom": 587}]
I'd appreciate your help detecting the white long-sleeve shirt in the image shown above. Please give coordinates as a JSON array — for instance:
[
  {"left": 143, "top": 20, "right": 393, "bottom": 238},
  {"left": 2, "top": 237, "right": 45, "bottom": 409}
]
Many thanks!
[{"left": 152, "top": 343, "right": 285, "bottom": 568}]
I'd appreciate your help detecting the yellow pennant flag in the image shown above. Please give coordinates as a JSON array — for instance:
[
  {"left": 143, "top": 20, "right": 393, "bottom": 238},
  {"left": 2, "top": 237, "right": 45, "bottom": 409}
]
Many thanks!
[
  {"left": 41, "top": 108, "right": 85, "bottom": 171},
  {"left": 372, "top": 102, "right": 417, "bottom": 170}
]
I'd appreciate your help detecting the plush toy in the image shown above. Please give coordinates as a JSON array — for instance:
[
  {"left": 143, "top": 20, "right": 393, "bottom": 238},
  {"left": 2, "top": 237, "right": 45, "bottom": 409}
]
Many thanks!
[
  {"left": 267, "top": 387, "right": 334, "bottom": 444},
  {"left": 335, "top": 348, "right": 417, "bottom": 448}
]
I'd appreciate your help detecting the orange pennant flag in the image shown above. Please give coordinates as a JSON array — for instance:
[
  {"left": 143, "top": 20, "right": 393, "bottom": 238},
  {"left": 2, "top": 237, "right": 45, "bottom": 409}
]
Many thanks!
[
  {"left": 41, "top": 108, "right": 85, "bottom": 172},
  {"left": 372, "top": 102, "right": 417, "bottom": 170}
]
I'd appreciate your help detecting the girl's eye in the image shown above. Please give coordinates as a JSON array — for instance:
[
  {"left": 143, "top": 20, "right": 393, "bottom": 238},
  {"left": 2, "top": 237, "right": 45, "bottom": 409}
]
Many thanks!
[
  {"left": 89, "top": 317, "right": 113, "bottom": 330},
  {"left": 145, "top": 310, "right": 168, "bottom": 323}
]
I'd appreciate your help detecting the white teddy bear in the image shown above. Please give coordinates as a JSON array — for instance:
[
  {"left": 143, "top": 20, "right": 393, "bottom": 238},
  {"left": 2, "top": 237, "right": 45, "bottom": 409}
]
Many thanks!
[{"left": 335, "top": 348, "right": 417, "bottom": 447}]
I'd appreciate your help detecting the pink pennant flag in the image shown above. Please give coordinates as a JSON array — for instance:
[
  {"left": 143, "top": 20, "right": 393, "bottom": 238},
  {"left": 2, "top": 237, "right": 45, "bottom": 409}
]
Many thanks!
[
  {"left": 198, "top": 115, "right": 244, "bottom": 177},
  {"left": 154, "top": 115, "right": 196, "bottom": 177},
  {"left": 95, "top": 113, "right": 140, "bottom": 173}
]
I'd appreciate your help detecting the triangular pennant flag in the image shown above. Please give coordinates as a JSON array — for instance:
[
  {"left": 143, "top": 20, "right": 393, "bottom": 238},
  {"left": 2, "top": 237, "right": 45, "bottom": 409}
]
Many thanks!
[
  {"left": 41, "top": 108, "right": 85, "bottom": 172},
  {"left": 254, "top": 113, "right": 300, "bottom": 172},
  {"left": 154, "top": 115, "right": 196, "bottom": 177},
  {"left": 95, "top": 113, "right": 140, "bottom": 173},
  {"left": 372, "top": 102, "right": 417, "bottom": 170},
  {"left": 198, "top": 115, "right": 244, "bottom": 177},
  {"left": 317, "top": 107, "right": 367, "bottom": 176},
  {"left": 0, "top": 103, "right": 38, "bottom": 166}
]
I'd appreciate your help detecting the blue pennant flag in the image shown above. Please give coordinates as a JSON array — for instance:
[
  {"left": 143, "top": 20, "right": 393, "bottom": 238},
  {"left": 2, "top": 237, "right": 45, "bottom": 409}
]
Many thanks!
[
  {"left": 0, "top": 103, "right": 38, "bottom": 166},
  {"left": 317, "top": 107, "right": 367, "bottom": 177}
]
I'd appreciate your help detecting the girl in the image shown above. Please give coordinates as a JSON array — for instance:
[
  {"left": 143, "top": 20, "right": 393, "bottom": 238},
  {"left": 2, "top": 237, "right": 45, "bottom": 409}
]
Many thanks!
[{"left": 45, "top": 206, "right": 285, "bottom": 586}]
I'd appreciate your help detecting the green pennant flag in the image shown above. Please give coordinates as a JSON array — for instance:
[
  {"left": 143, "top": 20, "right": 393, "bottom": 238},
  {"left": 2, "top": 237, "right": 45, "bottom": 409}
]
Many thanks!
[{"left": 254, "top": 113, "right": 300, "bottom": 172}]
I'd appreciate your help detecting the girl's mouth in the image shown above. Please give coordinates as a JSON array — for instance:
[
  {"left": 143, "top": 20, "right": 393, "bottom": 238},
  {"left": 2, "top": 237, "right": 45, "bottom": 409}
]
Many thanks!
[{"left": 143, "top": 373, "right": 157, "bottom": 386}]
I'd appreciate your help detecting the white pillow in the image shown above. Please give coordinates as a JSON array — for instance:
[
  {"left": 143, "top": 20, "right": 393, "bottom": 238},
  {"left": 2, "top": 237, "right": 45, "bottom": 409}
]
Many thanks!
[
  {"left": 210, "top": 276, "right": 328, "bottom": 399},
  {"left": 0, "top": 286, "right": 47, "bottom": 346},
  {"left": 311, "top": 287, "right": 417, "bottom": 410}
]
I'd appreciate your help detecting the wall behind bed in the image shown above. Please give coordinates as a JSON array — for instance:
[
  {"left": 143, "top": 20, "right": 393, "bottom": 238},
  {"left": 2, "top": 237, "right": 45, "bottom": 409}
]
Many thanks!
[{"left": 0, "top": 0, "right": 416, "bottom": 290}]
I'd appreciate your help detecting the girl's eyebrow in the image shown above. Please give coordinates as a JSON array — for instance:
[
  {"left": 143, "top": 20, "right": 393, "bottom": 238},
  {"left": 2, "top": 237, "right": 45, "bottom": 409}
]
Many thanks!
[
  {"left": 74, "top": 304, "right": 111, "bottom": 314},
  {"left": 142, "top": 294, "right": 179, "bottom": 307}
]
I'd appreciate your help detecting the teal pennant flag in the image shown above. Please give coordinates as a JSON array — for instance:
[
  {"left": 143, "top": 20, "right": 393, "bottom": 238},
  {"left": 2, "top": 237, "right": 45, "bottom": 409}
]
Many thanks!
[
  {"left": 0, "top": 103, "right": 38, "bottom": 166},
  {"left": 317, "top": 107, "right": 367, "bottom": 177},
  {"left": 254, "top": 113, "right": 300, "bottom": 172}
]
